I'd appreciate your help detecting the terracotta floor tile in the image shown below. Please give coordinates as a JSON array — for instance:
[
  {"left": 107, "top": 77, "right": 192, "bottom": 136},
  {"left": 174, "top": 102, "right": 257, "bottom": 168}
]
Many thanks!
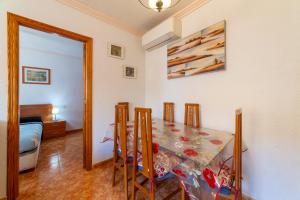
[{"left": 18, "top": 132, "right": 181, "bottom": 200}]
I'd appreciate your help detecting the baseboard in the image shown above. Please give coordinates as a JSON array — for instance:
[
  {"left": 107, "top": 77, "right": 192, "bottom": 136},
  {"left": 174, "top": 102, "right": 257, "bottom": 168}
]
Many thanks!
[
  {"left": 93, "top": 157, "right": 113, "bottom": 168},
  {"left": 66, "top": 128, "right": 83, "bottom": 134}
]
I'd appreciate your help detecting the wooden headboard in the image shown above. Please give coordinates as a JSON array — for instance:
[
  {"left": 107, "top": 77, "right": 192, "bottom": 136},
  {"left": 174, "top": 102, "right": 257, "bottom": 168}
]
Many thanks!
[{"left": 20, "top": 104, "right": 53, "bottom": 122}]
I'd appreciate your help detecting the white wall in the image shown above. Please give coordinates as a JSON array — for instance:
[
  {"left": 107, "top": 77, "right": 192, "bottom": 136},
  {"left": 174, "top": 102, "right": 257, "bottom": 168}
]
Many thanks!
[
  {"left": 1, "top": 0, "right": 299, "bottom": 199},
  {"left": 0, "top": 0, "right": 145, "bottom": 198},
  {"left": 20, "top": 28, "right": 84, "bottom": 130},
  {"left": 145, "top": 0, "right": 300, "bottom": 199}
]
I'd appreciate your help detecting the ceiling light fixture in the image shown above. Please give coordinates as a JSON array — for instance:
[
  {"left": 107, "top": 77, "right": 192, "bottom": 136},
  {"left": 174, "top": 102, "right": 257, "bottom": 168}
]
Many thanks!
[{"left": 138, "top": 0, "right": 182, "bottom": 12}]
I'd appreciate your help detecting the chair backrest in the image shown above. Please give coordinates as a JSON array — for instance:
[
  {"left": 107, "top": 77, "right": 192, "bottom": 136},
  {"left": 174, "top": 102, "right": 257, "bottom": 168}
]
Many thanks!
[
  {"left": 234, "top": 109, "right": 242, "bottom": 200},
  {"left": 163, "top": 102, "right": 174, "bottom": 122},
  {"left": 118, "top": 102, "right": 129, "bottom": 121},
  {"left": 184, "top": 103, "right": 200, "bottom": 128},
  {"left": 113, "top": 105, "right": 128, "bottom": 160},
  {"left": 133, "top": 107, "right": 154, "bottom": 179}
]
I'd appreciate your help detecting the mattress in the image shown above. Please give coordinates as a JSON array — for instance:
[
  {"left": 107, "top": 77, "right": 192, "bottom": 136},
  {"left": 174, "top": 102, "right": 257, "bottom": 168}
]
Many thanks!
[{"left": 19, "top": 122, "right": 43, "bottom": 154}]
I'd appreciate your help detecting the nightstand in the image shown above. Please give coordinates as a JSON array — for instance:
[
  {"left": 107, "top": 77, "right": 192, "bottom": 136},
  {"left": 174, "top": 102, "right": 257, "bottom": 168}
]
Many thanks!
[{"left": 43, "top": 120, "right": 66, "bottom": 139}]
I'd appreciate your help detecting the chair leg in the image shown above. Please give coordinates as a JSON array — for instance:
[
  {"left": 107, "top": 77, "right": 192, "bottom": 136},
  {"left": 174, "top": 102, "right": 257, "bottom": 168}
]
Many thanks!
[
  {"left": 180, "top": 182, "right": 186, "bottom": 200},
  {"left": 131, "top": 163, "right": 137, "bottom": 200},
  {"left": 131, "top": 183, "right": 137, "bottom": 200},
  {"left": 112, "top": 163, "right": 116, "bottom": 187},
  {"left": 150, "top": 189, "right": 155, "bottom": 200},
  {"left": 112, "top": 155, "right": 117, "bottom": 187},
  {"left": 124, "top": 163, "right": 128, "bottom": 200},
  {"left": 150, "top": 182, "right": 155, "bottom": 200}
]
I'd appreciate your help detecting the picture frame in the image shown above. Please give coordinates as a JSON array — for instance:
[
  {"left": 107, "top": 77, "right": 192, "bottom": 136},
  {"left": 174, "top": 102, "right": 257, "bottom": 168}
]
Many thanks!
[
  {"left": 123, "top": 65, "right": 137, "bottom": 79},
  {"left": 108, "top": 42, "right": 125, "bottom": 59},
  {"left": 22, "top": 66, "right": 51, "bottom": 85}
]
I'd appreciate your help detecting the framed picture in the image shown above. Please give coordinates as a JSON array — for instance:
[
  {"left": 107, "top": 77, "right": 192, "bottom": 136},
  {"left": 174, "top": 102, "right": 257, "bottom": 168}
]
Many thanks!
[
  {"left": 22, "top": 66, "right": 51, "bottom": 84},
  {"left": 108, "top": 42, "right": 125, "bottom": 59},
  {"left": 123, "top": 65, "right": 137, "bottom": 79},
  {"left": 167, "top": 20, "right": 226, "bottom": 79}
]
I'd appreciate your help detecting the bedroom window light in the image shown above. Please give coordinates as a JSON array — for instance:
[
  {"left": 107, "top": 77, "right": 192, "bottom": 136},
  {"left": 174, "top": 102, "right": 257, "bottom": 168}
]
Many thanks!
[{"left": 52, "top": 107, "right": 59, "bottom": 120}]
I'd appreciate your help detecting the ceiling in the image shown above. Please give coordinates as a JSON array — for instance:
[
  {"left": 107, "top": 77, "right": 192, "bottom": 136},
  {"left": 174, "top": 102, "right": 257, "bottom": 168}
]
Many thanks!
[
  {"left": 74, "top": 0, "right": 196, "bottom": 34},
  {"left": 20, "top": 26, "right": 83, "bottom": 47},
  {"left": 20, "top": 26, "right": 83, "bottom": 58}
]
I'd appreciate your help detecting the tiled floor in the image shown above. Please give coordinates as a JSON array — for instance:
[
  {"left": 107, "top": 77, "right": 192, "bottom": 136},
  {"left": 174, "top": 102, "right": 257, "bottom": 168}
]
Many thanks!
[{"left": 18, "top": 132, "right": 181, "bottom": 200}]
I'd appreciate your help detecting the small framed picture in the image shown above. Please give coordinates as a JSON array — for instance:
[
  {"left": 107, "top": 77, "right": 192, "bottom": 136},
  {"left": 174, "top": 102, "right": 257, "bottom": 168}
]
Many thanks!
[
  {"left": 108, "top": 42, "right": 125, "bottom": 59},
  {"left": 22, "top": 66, "right": 51, "bottom": 85},
  {"left": 123, "top": 65, "right": 137, "bottom": 79}
]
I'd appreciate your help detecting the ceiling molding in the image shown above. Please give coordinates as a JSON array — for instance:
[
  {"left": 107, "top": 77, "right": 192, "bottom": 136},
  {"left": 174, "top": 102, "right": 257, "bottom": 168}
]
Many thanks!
[
  {"left": 55, "top": 0, "right": 211, "bottom": 37},
  {"left": 173, "top": 0, "right": 212, "bottom": 19},
  {"left": 55, "top": 0, "right": 144, "bottom": 36}
]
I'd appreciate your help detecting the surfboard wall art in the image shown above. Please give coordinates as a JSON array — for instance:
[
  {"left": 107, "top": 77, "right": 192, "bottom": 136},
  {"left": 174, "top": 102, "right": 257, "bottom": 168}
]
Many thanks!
[{"left": 167, "top": 21, "right": 226, "bottom": 79}]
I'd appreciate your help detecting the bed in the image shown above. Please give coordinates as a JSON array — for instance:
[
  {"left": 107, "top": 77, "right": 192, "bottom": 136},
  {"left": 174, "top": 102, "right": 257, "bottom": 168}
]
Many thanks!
[{"left": 19, "top": 104, "right": 53, "bottom": 171}]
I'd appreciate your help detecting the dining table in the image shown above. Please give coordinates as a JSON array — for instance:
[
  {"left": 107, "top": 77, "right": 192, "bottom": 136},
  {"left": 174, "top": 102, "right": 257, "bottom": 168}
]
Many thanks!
[{"left": 102, "top": 118, "right": 234, "bottom": 200}]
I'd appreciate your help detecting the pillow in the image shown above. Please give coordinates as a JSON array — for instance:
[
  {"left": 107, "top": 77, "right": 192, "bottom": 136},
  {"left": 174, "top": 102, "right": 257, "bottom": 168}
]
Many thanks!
[{"left": 20, "top": 116, "right": 42, "bottom": 123}]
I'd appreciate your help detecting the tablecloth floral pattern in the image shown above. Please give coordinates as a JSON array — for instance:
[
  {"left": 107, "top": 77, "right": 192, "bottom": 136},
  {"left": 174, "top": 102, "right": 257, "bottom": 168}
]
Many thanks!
[{"left": 103, "top": 118, "right": 233, "bottom": 199}]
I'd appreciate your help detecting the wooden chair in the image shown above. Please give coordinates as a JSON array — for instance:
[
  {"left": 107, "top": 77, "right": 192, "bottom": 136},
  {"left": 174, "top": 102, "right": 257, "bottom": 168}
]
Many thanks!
[
  {"left": 217, "top": 109, "right": 242, "bottom": 200},
  {"left": 118, "top": 102, "right": 129, "bottom": 121},
  {"left": 131, "top": 107, "right": 181, "bottom": 200},
  {"left": 163, "top": 102, "right": 175, "bottom": 122},
  {"left": 112, "top": 104, "right": 130, "bottom": 199},
  {"left": 184, "top": 103, "right": 200, "bottom": 128}
]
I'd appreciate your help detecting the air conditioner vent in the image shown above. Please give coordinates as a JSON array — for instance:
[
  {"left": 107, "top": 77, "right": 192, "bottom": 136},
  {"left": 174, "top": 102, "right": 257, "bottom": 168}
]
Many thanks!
[{"left": 142, "top": 17, "right": 181, "bottom": 51}]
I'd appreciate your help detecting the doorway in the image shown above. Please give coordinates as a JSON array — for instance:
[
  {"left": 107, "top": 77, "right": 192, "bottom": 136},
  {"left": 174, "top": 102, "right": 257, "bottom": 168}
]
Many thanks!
[{"left": 7, "top": 13, "right": 93, "bottom": 200}]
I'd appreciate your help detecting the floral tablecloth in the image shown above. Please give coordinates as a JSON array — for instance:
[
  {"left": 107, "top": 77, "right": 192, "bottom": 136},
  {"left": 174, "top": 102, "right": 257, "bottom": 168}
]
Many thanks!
[{"left": 102, "top": 118, "right": 234, "bottom": 199}]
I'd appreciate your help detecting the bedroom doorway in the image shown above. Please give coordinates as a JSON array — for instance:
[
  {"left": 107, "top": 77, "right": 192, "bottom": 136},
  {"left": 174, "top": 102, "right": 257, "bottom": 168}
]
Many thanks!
[
  {"left": 18, "top": 25, "right": 85, "bottom": 173},
  {"left": 7, "top": 13, "right": 93, "bottom": 200}
]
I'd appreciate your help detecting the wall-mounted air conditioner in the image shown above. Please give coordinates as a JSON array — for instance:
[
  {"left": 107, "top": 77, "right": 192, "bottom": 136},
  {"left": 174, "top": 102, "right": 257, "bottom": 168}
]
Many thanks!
[{"left": 142, "top": 17, "right": 181, "bottom": 51}]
